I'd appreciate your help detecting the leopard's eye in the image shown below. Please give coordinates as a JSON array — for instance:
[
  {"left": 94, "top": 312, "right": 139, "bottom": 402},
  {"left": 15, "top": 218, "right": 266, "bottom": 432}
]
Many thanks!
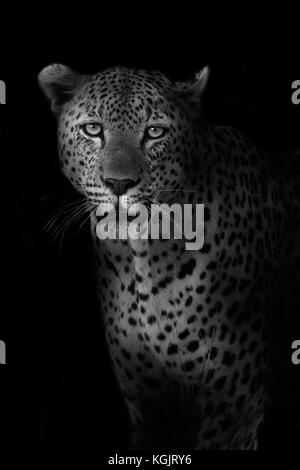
[
  {"left": 81, "top": 123, "right": 103, "bottom": 137},
  {"left": 146, "top": 126, "right": 167, "bottom": 139}
]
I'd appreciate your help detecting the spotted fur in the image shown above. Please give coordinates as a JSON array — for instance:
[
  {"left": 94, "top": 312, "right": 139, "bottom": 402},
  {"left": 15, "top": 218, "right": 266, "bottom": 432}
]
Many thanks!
[{"left": 38, "top": 64, "right": 300, "bottom": 450}]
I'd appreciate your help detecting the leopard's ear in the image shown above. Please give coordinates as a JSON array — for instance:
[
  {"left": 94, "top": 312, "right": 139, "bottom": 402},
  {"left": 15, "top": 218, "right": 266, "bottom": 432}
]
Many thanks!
[
  {"left": 38, "top": 64, "right": 82, "bottom": 114},
  {"left": 175, "top": 66, "right": 210, "bottom": 103}
]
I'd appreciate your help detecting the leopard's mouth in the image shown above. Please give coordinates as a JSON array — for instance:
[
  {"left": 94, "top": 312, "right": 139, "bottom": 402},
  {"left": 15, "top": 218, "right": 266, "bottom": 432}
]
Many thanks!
[
  {"left": 95, "top": 201, "right": 143, "bottom": 224},
  {"left": 96, "top": 212, "right": 137, "bottom": 224},
  {"left": 94, "top": 200, "right": 150, "bottom": 241}
]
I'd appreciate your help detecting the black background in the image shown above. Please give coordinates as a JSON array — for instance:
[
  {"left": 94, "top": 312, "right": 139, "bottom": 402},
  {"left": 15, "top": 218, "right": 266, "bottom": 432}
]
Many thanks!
[{"left": 0, "top": 14, "right": 299, "bottom": 457}]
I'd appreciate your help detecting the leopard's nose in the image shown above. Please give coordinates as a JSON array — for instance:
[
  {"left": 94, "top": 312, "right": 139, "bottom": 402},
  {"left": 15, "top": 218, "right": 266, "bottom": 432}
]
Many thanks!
[{"left": 104, "top": 177, "right": 140, "bottom": 196}]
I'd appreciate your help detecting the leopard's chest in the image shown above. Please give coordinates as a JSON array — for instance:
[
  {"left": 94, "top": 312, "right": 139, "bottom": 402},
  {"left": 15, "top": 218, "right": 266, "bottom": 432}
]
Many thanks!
[{"left": 94, "top": 227, "right": 272, "bottom": 380}]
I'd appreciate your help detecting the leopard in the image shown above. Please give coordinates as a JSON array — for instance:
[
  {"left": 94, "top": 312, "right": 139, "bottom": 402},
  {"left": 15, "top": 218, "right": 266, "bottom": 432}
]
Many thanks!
[{"left": 38, "top": 63, "right": 300, "bottom": 450}]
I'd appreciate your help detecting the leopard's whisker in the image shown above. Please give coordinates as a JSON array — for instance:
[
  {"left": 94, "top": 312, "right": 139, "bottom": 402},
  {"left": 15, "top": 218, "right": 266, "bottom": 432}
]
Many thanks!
[
  {"left": 43, "top": 198, "right": 87, "bottom": 231},
  {"left": 46, "top": 200, "right": 91, "bottom": 247},
  {"left": 51, "top": 203, "right": 90, "bottom": 241}
]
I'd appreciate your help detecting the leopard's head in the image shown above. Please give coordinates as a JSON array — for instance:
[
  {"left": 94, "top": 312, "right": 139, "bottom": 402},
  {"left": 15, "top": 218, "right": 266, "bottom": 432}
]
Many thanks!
[{"left": 38, "top": 65, "right": 209, "bottom": 222}]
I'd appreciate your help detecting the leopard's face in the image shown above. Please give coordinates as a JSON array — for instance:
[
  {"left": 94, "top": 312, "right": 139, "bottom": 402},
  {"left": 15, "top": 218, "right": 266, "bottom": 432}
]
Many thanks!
[{"left": 39, "top": 66, "right": 208, "bottom": 220}]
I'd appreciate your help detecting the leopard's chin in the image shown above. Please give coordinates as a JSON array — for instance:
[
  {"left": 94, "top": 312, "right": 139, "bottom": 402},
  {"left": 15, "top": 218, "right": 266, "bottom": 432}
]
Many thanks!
[{"left": 93, "top": 200, "right": 150, "bottom": 241}]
